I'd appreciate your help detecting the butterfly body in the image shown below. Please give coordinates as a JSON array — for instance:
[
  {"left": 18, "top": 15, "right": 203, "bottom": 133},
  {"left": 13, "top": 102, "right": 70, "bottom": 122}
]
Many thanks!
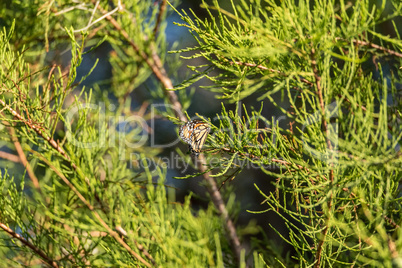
[{"left": 179, "top": 120, "right": 210, "bottom": 156}]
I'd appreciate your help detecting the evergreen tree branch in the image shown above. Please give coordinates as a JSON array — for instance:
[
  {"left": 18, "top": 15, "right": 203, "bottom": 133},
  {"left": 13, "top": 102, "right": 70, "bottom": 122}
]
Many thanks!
[
  {"left": 171, "top": 0, "right": 402, "bottom": 265},
  {"left": 8, "top": 126, "right": 40, "bottom": 190},
  {"left": 0, "top": 94, "right": 155, "bottom": 266},
  {"left": 350, "top": 38, "right": 402, "bottom": 58},
  {"left": 0, "top": 222, "right": 59, "bottom": 268},
  {"left": 0, "top": 99, "right": 72, "bottom": 163},
  {"left": 309, "top": 49, "right": 334, "bottom": 176},
  {"left": 90, "top": 1, "right": 245, "bottom": 264},
  {"left": 152, "top": 0, "right": 167, "bottom": 38},
  {"left": 116, "top": 225, "right": 156, "bottom": 264},
  {"left": 0, "top": 86, "right": 108, "bottom": 214},
  {"left": 89, "top": 0, "right": 186, "bottom": 122},
  {"left": 197, "top": 155, "right": 244, "bottom": 263},
  {"left": 294, "top": 37, "right": 402, "bottom": 58},
  {"left": 0, "top": 151, "right": 20, "bottom": 163},
  {"left": 228, "top": 60, "right": 314, "bottom": 86},
  {"left": 310, "top": 49, "right": 334, "bottom": 268},
  {"left": 220, "top": 147, "right": 329, "bottom": 180},
  {"left": 32, "top": 151, "right": 154, "bottom": 267},
  {"left": 228, "top": 60, "right": 373, "bottom": 118}
]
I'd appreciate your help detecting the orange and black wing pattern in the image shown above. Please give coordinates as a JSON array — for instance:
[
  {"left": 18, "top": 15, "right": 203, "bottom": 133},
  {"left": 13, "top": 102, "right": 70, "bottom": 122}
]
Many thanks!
[{"left": 179, "top": 120, "right": 210, "bottom": 156}]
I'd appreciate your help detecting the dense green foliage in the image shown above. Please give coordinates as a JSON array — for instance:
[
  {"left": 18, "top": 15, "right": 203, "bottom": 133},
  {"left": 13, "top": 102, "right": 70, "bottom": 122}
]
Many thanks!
[
  {"left": 0, "top": 0, "right": 401, "bottom": 267},
  {"left": 173, "top": 0, "right": 402, "bottom": 266}
]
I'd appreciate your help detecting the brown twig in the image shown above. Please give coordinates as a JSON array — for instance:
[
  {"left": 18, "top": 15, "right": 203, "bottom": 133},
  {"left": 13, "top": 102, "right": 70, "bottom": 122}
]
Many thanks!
[
  {"left": 153, "top": 0, "right": 167, "bottom": 38},
  {"left": 0, "top": 151, "right": 20, "bottom": 163},
  {"left": 310, "top": 49, "right": 333, "bottom": 154},
  {"left": 383, "top": 215, "right": 400, "bottom": 229},
  {"left": 0, "top": 222, "right": 59, "bottom": 268},
  {"left": 90, "top": 1, "right": 244, "bottom": 264},
  {"left": 349, "top": 38, "right": 402, "bottom": 58},
  {"left": 8, "top": 127, "right": 40, "bottom": 189},
  {"left": 115, "top": 225, "right": 155, "bottom": 264},
  {"left": 0, "top": 99, "right": 72, "bottom": 163}
]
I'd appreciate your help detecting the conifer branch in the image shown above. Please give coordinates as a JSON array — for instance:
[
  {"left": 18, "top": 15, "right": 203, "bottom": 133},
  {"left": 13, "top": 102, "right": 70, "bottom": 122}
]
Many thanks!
[
  {"left": 153, "top": 0, "right": 167, "bottom": 38},
  {"left": 33, "top": 152, "right": 154, "bottom": 267},
  {"left": 220, "top": 147, "right": 329, "bottom": 180},
  {"left": 89, "top": 1, "right": 245, "bottom": 264},
  {"left": 228, "top": 60, "right": 374, "bottom": 117},
  {"left": 0, "top": 150, "right": 20, "bottom": 163},
  {"left": 8, "top": 127, "right": 40, "bottom": 189},
  {"left": 0, "top": 222, "right": 59, "bottom": 268},
  {"left": 229, "top": 60, "right": 314, "bottom": 86},
  {"left": 0, "top": 93, "right": 155, "bottom": 266},
  {"left": 116, "top": 225, "right": 156, "bottom": 264},
  {"left": 293, "top": 36, "right": 402, "bottom": 58},
  {"left": 310, "top": 48, "right": 334, "bottom": 268},
  {"left": 90, "top": 0, "right": 186, "bottom": 122},
  {"left": 349, "top": 38, "right": 402, "bottom": 58},
  {"left": 197, "top": 155, "right": 244, "bottom": 262},
  {"left": 0, "top": 99, "right": 73, "bottom": 163},
  {"left": 1, "top": 83, "right": 109, "bottom": 213},
  {"left": 1, "top": 0, "right": 400, "bottom": 266}
]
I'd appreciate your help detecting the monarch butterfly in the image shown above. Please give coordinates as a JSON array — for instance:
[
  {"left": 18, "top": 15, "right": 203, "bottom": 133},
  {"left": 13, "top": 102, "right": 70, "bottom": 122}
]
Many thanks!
[{"left": 179, "top": 120, "right": 210, "bottom": 156}]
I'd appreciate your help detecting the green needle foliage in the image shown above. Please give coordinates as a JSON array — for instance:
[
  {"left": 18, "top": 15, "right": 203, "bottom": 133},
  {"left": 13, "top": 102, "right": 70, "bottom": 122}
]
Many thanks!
[
  {"left": 0, "top": 1, "right": 247, "bottom": 267},
  {"left": 171, "top": 0, "right": 402, "bottom": 266},
  {"left": 0, "top": 0, "right": 401, "bottom": 267},
  {"left": 0, "top": 23, "right": 234, "bottom": 267}
]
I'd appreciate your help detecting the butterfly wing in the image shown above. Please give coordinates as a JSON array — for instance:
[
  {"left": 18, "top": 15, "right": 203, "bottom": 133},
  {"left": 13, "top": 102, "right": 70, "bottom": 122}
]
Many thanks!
[
  {"left": 179, "top": 120, "right": 210, "bottom": 156},
  {"left": 190, "top": 122, "right": 210, "bottom": 155},
  {"left": 179, "top": 123, "right": 192, "bottom": 144}
]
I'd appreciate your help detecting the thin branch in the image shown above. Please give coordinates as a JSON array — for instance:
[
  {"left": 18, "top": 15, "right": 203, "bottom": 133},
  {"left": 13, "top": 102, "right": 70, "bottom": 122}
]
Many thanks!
[
  {"left": 310, "top": 48, "right": 334, "bottom": 268},
  {"left": 315, "top": 225, "right": 329, "bottom": 267},
  {"left": 220, "top": 147, "right": 328, "bottom": 180},
  {"left": 90, "top": 0, "right": 186, "bottom": 122},
  {"left": 196, "top": 155, "right": 244, "bottom": 261},
  {"left": 0, "top": 97, "right": 155, "bottom": 266},
  {"left": 32, "top": 151, "right": 153, "bottom": 268},
  {"left": 153, "top": 0, "right": 167, "bottom": 38},
  {"left": 350, "top": 38, "right": 402, "bottom": 58},
  {"left": 229, "top": 60, "right": 314, "bottom": 86},
  {"left": 73, "top": 5, "right": 120, "bottom": 33},
  {"left": 229, "top": 59, "right": 374, "bottom": 117},
  {"left": 8, "top": 127, "right": 40, "bottom": 189},
  {"left": 293, "top": 36, "right": 402, "bottom": 58},
  {"left": 337, "top": 93, "right": 367, "bottom": 111},
  {"left": 116, "top": 225, "right": 156, "bottom": 264},
  {"left": 0, "top": 151, "right": 20, "bottom": 163},
  {"left": 71, "top": 0, "right": 100, "bottom": 33},
  {"left": 310, "top": 49, "right": 334, "bottom": 170},
  {"left": 0, "top": 222, "right": 59, "bottom": 268},
  {"left": 383, "top": 215, "right": 400, "bottom": 229},
  {"left": 89, "top": 1, "right": 245, "bottom": 263},
  {"left": 0, "top": 99, "right": 72, "bottom": 164},
  {"left": 54, "top": 3, "right": 89, "bottom": 16}
]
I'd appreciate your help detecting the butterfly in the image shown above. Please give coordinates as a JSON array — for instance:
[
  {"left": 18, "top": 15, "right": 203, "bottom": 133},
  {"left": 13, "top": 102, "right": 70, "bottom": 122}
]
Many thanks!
[{"left": 179, "top": 120, "right": 210, "bottom": 156}]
